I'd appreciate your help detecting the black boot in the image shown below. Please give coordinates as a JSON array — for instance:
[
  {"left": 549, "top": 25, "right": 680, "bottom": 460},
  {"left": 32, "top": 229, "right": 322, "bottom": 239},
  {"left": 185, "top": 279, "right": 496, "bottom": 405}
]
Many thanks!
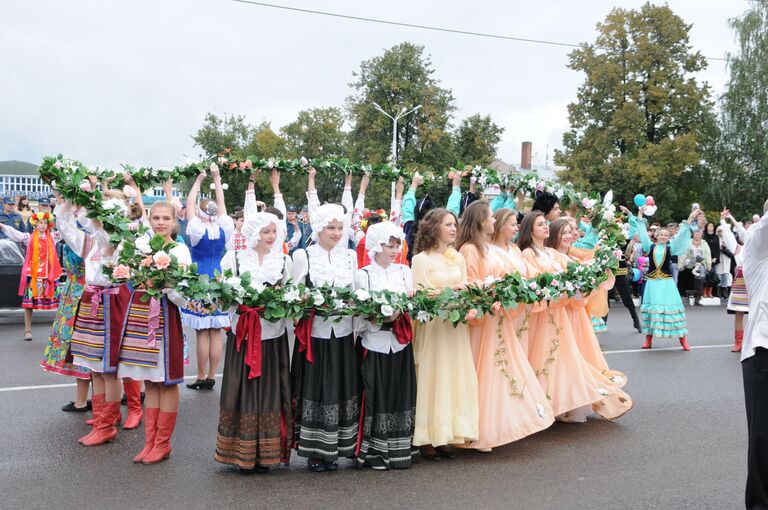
[{"left": 629, "top": 307, "right": 642, "bottom": 333}]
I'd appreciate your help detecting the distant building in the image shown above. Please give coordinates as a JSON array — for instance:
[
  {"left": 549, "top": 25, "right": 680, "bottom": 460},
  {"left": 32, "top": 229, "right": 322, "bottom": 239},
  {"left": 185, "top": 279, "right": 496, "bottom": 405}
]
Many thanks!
[
  {"left": 0, "top": 161, "right": 52, "bottom": 200},
  {"left": 490, "top": 141, "right": 563, "bottom": 181}
]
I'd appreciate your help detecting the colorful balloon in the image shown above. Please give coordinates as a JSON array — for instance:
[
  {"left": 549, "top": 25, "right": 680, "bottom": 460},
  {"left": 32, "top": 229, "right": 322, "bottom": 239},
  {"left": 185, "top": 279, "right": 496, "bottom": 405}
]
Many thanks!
[
  {"left": 631, "top": 268, "right": 642, "bottom": 282},
  {"left": 645, "top": 196, "right": 655, "bottom": 206},
  {"left": 634, "top": 194, "right": 646, "bottom": 208}
]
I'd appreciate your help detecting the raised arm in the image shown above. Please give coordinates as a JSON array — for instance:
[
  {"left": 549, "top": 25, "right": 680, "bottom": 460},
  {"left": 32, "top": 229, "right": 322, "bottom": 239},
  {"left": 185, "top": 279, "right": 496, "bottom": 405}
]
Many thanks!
[
  {"left": 490, "top": 192, "right": 507, "bottom": 213},
  {"left": 341, "top": 173, "right": 354, "bottom": 213},
  {"left": 670, "top": 213, "right": 697, "bottom": 257},
  {"left": 0, "top": 222, "right": 30, "bottom": 243},
  {"left": 244, "top": 170, "right": 264, "bottom": 219},
  {"left": 306, "top": 167, "right": 320, "bottom": 221},
  {"left": 390, "top": 176, "right": 404, "bottom": 225},
  {"left": 211, "top": 165, "right": 227, "bottom": 217},
  {"left": 446, "top": 172, "right": 462, "bottom": 216},
  {"left": 636, "top": 213, "right": 652, "bottom": 254},
  {"left": 269, "top": 169, "right": 287, "bottom": 218},
  {"left": 744, "top": 206, "right": 768, "bottom": 258},
  {"left": 401, "top": 173, "right": 423, "bottom": 224},
  {"left": 186, "top": 169, "right": 206, "bottom": 215}
]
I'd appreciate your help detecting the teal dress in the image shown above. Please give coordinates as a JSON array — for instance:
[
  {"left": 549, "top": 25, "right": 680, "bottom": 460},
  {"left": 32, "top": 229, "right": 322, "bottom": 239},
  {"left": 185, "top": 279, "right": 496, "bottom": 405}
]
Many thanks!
[{"left": 637, "top": 220, "right": 692, "bottom": 338}]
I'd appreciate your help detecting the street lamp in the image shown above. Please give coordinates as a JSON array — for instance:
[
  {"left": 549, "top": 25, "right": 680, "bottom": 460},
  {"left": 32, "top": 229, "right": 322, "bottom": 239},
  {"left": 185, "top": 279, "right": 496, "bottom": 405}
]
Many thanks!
[{"left": 372, "top": 102, "right": 422, "bottom": 205}]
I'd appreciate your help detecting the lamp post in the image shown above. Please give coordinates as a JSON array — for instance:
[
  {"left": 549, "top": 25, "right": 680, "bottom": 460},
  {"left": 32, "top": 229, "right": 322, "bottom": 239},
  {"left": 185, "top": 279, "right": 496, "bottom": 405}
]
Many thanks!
[{"left": 372, "top": 102, "right": 422, "bottom": 203}]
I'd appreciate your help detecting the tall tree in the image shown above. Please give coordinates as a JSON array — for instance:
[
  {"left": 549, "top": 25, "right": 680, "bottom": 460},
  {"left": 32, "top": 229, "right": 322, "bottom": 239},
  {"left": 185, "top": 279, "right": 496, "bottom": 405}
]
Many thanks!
[
  {"left": 191, "top": 113, "right": 251, "bottom": 158},
  {"left": 454, "top": 114, "right": 505, "bottom": 165},
  {"left": 555, "top": 3, "right": 717, "bottom": 222},
  {"left": 281, "top": 107, "right": 347, "bottom": 159},
  {"left": 346, "top": 42, "right": 456, "bottom": 171},
  {"left": 706, "top": 1, "right": 768, "bottom": 218}
]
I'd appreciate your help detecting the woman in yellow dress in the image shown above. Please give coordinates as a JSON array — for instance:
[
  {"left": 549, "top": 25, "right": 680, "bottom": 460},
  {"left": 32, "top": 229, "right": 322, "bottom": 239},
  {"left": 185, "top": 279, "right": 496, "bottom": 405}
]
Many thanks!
[
  {"left": 456, "top": 202, "right": 553, "bottom": 452},
  {"left": 546, "top": 218, "right": 633, "bottom": 421},
  {"left": 518, "top": 212, "right": 626, "bottom": 422},
  {"left": 411, "top": 208, "right": 479, "bottom": 460}
]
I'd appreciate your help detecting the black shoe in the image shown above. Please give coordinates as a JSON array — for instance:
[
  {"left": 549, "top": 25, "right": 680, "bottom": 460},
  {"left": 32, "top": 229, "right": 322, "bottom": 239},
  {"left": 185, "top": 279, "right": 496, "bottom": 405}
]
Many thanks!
[
  {"left": 324, "top": 462, "right": 338, "bottom": 471},
  {"left": 203, "top": 378, "right": 216, "bottom": 390},
  {"left": 61, "top": 400, "right": 91, "bottom": 413},
  {"left": 186, "top": 379, "right": 206, "bottom": 390},
  {"left": 436, "top": 445, "right": 457, "bottom": 459},
  {"left": 308, "top": 460, "right": 326, "bottom": 472},
  {"left": 419, "top": 445, "right": 441, "bottom": 461}
]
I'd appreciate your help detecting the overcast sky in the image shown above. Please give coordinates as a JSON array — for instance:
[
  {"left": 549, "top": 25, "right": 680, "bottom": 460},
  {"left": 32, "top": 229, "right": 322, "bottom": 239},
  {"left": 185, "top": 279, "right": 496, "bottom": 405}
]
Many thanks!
[{"left": 0, "top": 0, "right": 750, "bottom": 170}]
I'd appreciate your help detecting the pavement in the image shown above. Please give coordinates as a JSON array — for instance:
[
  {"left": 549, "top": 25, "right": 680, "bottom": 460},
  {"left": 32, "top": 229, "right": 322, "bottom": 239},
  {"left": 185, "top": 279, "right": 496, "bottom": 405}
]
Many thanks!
[{"left": 0, "top": 302, "right": 747, "bottom": 510}]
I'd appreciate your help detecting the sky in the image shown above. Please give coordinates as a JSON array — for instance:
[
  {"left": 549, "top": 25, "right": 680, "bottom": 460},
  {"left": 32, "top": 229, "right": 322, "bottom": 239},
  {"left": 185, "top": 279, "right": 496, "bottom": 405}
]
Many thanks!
[{"left": 0, "top": 0, "right": 750, "bottom": 170}]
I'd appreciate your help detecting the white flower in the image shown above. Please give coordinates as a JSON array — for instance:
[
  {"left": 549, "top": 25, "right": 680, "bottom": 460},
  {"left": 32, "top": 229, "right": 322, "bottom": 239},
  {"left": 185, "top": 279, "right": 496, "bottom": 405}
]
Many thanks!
[
  {"left": 581, "top": 198, "right": 597, "bottom": 209},
  {"left": 536, "top": 403, "right": 547, "bottom": 419},
  {"left": 551, "top": 279, "right": 559, "bottom": 286},
  {"left": 407, "top": 302, "right": 414, "bottom": 311},
  {"left": 221, "top": 183, "right": 229, "bottom": 191},
  {"left": 218, "top": 156, "right": 228, "bottom": 165},
  {"left": 602, "top": 190, "right": 613, "bottom": 206},
  {"left": 334, "top": 299, "right": 345, "bottom": 309},
  {"left": 611, "top": 375, "right": 624, "bottom": 385},
  {"left": 554, "top": 189, "right": 564, "bottom": 199},
  {"left": 484, "top": 275, "right": 497, "bottom": 285},
  {"left": 597, "top": 388, "right": 609, "bottom": 396},
  {"left": 282, "top": 289, "right": 301, "bottom": 303},
  {"left": 268, "top": 158, "right": 276, "bottom": 169},
  {"left": 135, "top": 236, "right": 152, "bottom": 254},
  {"left": 565, "top": 281, "right": 575, "bottom": 292},
  {"left": 330, "top": 289, "right": 338, "bottom": 298},
  {"left": 373, "top": 294, "right": 388, "bottom": 305},
  {"left": 103, "top": 198, "right": 127, "bottom": 215},
  {"left": 225, "top": 276, "right": 242, "bottom": 289},
  {"left": 209, "top": 183, "right": 216, "bottom": 190},
  {"left": 602, "top": 210, "right": 615, "bottom": 221},
  {"left": 380, "top": 304, "right": 394, "bottom": 316},
  {"left": 300, "top": 156, "right": 309, "bottom": 166},
  {"left": 249, "top": 282, "right": 266, "bottom": 294},
  {"left": 312, "top": 292, "right": 325, "bottom": 306},
  {"left": 355, "top": 289, "right": 371, "bottom": 301},
  {"left": 528, "top": 282, "right": 538, "bottom": 290},
  {"left": 416, "top": 311, "right": 431, "bottom": 322}
]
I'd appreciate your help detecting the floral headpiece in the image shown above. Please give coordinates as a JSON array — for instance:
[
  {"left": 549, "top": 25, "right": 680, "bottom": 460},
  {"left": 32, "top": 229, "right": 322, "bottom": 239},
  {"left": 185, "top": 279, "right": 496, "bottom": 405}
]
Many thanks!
[
  {"left": 360, "top": 209, "right": 388, "bottom": 232},
  {"left": 29, "top": 211, "right": 54, "bottom": 226}
]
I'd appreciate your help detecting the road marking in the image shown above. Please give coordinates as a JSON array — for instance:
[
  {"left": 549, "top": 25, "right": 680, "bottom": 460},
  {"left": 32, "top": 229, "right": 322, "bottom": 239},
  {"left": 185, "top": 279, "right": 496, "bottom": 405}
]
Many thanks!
[
  {"left": 0, "top": 374, "right": 223, "bottom": 393},
  {"left": 0, "top": 344, "right": 735, "bottom": 393},
  {"left": 604, "top": 343, "right": 732, "bottom": 354}
]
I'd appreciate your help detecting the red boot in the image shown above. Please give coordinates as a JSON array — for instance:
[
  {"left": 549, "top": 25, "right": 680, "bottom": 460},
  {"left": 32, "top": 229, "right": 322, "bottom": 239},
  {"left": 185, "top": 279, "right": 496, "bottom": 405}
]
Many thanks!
[
  {"left": 732, "top": 331, "right": 744, "bottom": 353},
  {"left": 82, "top": 401, "right": 120, "bottom": 446},
  {"left": 679, "top": 337, "right": 691, "bottom": 351},
  {"left": 133, "top": 407, "right": 159, "bottom": 463},
  {"left": 143, "top": 411, "right": 177, "bottom": 464},
  {"left": 80, "top": 393, "right": 104, "bottom": 443},
  {"left": 123, "top": 379, "right": 143, "bottom": 430},
  {"left": 642, "top": 335, "right": 653, "bottom": 349}
]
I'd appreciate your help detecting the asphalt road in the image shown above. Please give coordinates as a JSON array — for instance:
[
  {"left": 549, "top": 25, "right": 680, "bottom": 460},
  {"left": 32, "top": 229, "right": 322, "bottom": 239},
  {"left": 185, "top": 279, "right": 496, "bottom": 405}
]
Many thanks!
[{"left": 0, "top": 302, "right": 747, "bottom": 510}]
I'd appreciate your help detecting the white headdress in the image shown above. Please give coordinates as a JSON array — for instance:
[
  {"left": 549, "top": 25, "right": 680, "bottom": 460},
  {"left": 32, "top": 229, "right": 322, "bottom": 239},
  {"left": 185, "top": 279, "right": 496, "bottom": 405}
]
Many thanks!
[
  {"left": 242, "top": 212, "right": 285, "bottom": 253},
  {"left": 310, "top": 203, "right": 349, "bottom": 241},
  {"left": 366, "top": 221, "right": 405, "bottom": 261}
]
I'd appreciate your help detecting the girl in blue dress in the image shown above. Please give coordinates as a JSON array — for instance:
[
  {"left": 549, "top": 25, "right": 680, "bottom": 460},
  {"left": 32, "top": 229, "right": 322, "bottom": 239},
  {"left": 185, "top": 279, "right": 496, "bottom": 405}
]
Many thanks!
[
  {"left": 183, "top": 167, "right": 234, "bottom": 390},
  {"left": 636, "top": 206, "right": 701, "bottom": 351}
]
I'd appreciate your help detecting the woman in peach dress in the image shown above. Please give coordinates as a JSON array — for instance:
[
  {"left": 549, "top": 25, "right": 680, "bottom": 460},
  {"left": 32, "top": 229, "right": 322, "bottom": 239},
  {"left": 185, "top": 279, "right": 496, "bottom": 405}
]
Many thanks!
[
  {"left": 518, "top": 212, "right": 627, "bottom": 422},
  {"left": 546, "top": 218, "right": 633, "bottom": 421},
  {"left": 456, "top": 202, "right": 554, "bottom": 451},
  {"left": 410, "top": 208, "right": 479, "bottom": 460}
]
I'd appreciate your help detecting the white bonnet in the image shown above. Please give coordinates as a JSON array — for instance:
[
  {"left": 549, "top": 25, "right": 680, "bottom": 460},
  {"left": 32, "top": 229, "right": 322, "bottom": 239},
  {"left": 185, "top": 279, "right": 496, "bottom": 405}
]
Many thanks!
[
  {"left": 242, "top": 212, "right": 285, "bottom": 251},
  {"left": 365, "top": 221, "right": 405, "bottom": 261},
  {"left": 310, "top": 203, "right": 349, "bottom": 241}
]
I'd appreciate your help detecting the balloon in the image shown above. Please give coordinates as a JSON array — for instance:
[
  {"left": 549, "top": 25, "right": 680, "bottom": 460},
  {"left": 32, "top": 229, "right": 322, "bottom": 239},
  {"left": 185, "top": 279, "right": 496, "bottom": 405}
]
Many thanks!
[
  {"left": 631, "top": 268, "right": 642, "bottom": 282},
  {"left": 644, "top": 205, "right": 657, "bottom": 216},
  {"left": 634, "top": 194, "right": 646, "bottom": 208},
  {"left": 645, "top": 196, "right": 655, "bottom": 206}
]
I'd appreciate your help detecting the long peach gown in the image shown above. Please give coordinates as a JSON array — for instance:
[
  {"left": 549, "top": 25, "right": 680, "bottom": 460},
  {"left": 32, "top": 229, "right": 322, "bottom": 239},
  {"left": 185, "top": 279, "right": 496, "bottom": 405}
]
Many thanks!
[
  {"left": 554, "top": 250, "right": 633, "bottom": 419},
  {"left": 460, "top": 244, "right": 554, "bottom": 448},
  {"left": 522, "top": 247, "right": 627, "bottom": 420},
  {"left": 411, "top": 249, "right": 479, "bottom": 447},
  {"left": 491, "top": 244, "right": 532, "bottom": 353}
]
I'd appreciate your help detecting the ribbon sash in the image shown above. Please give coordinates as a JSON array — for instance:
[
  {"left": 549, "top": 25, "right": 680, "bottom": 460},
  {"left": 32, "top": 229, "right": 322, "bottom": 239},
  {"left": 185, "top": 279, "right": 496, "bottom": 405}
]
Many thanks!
[
  {"left": 235, "top": 305, "right": 265, "bottom": 379},
  {"left": 84, "top": 285, "right": 120, "bottom": 319},
  {"left": 392, "top": 313, "right": 414, "bottom": 345},
  {"left": 146, "top": 297, "right": 161, "bottom": 348},
  {"left": 294, "top": 310, "right": 316, "bottom": 364}
]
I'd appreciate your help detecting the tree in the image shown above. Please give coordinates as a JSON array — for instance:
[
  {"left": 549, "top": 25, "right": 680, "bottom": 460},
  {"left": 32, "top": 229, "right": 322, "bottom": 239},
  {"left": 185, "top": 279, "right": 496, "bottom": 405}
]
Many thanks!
[
  {"left": 191, "top": 113, "right": 251, "bottom": 158},
  {"left": 555, "top": 3, "right": 717, "bottom": 222},
  {"left": 281, "top": 107, "right": 347, "bottom": 159},
  {"left": 705, "top": 1, "right": 768, "bottom": 218},
  {"left": 454, "top": 114, "right": 505, "bottom": 165}
]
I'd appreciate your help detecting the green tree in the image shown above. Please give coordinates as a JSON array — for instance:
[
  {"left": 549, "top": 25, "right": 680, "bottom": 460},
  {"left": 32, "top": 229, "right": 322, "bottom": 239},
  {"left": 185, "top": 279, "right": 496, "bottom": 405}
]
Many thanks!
[
  {"left": 281, "top": 107, "right": 347, "bottom": 159},
  {"left": 454, "top": 114, "right": 505, "bottom": 165},
  {"left": 555, "top": 3, "right": 717, "bottom": 222},
  {"left": 705, "top": 1, "right": 768, "bottom": 218},
  {"left": 191, "top": 113, "right": 251, "bottom": 158}
]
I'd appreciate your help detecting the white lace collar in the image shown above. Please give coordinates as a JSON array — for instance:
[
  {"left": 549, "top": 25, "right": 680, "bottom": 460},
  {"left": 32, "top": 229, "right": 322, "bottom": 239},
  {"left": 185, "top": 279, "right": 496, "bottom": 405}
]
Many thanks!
[
  {"left": 361, "top": 260, "right": 407, "bottom": 293},
  {"left": 307, "top": 244, "right": 354, "bottom": 288},
  {"left": 235, "top": 250, "right": 285, "bottom": 285}
]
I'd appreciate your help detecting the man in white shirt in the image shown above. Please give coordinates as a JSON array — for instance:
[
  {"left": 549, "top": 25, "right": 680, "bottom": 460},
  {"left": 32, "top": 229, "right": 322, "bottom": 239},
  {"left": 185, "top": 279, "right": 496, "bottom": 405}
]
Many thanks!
[{"left": 741, "top": 199, "right": 768, "bottom": 510}]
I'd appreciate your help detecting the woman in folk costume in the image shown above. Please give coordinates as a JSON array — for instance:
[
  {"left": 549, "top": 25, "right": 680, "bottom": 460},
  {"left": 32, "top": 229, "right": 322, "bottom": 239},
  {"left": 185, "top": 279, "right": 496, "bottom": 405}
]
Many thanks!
[
  {"left": 546, "top": 218, "right": 633, "bottom": 421},
  {"left": 215, "top": 212, "right": 293, "bottom": 473},
  {"left": 636, "top": 206, "right": 700, "bottom": 351},
  {"left": 721, "top": 210, "right": 749, "bottom": 352},
  {"left": 68, "top": 194, "right": 132, "bottom": 446},
  {"left": 354, "top": 221, "right": 417, "bottom": 470},
  {"left": 0, "top": 210, "right": 62, "bottom": 340},
  {"left": 518, "top": 212, "right": 626, "bottom": 422},
  {"left": 291, "top": 202, "right": 360, "bottom": 472},
  {"left": 410, "top": 208, "right": 479, "bottom": 460},
  {"left": 118, "top": 201, "right": 191, "bottom": 464},
  {"left": 183, "top": 167, "right": 233, "bottom": 391},
  {"left": 491, "top": 208, "right": 532, "bottom": 352},
  {"left": 456, "top": 202, "right": 554, "bottom": 451},
  {"left": 40, "top": 197, "right": 91, "bottom": 412}
]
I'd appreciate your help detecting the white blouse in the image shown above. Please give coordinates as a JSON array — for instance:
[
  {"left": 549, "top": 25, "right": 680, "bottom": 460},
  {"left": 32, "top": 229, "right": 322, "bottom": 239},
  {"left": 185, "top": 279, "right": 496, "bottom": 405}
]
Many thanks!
[
  {"left": 355, "top": 261, "right": 413, "bottom": 354},
  {"left": 221, "top": 249, "right": 292, "bottom": 340},
  {"left": 292, "top": 244, "right": 358, "bottom": 339},
  {"left": 186, "top": 214, "right": 234, "bottom": 246}
]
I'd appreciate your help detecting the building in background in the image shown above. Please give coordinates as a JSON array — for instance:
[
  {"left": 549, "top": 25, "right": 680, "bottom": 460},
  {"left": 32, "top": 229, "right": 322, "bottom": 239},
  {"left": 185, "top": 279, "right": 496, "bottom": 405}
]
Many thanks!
[{"left": 0, "top": 161, "right": 52, "bottom": 201}]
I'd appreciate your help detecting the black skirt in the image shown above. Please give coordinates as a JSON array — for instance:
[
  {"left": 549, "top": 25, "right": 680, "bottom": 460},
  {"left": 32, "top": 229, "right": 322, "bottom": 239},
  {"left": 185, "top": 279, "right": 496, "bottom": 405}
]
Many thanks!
[
  {"left": 215, "top": 330, "right": 293, "bottom": 469},
  {"left": 357, "top": 344, "right": 417, "bottom": 469},
  {"left": 291, "top": 332, "right": 360, "bottom": 462}
]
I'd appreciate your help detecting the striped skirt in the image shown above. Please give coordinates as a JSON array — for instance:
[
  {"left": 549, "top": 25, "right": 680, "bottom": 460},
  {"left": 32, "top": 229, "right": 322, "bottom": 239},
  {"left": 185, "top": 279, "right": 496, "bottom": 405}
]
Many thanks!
[
  {"left": 727, "top": 266, "right": 749, "bottom": 314},
  {"left": 21, "top": 277, "right": 60, "bottom": 310},
  {"left": 70, "top": 285, "right": 130, "bottom": 374}
]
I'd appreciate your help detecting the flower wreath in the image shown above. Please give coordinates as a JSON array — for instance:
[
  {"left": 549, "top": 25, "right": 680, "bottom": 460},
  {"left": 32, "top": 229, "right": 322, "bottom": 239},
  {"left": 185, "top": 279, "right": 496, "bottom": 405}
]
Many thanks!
[
  {"left": 29, "top": 211, "right": 54, "bottom": 226},
  {"left": 360, "top": 209, "right": 388, "bottom": 231}
]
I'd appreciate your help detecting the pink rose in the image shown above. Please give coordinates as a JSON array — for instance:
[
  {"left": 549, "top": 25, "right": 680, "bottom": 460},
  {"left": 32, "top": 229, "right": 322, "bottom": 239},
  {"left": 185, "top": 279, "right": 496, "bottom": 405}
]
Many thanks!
[
  {"left": 152, "top": 251, "right": 171, "bottom": 270},
  {"left": 53, "top": 160, "right": 62, "bottom": 169},
  {"left": 243, "top": 159, "right": 253, "bottom": 169},
  {"left": 79, "top": 180, "right": 90, "bottom": 192},
  {"left": 536, "top": 181, "right": 545, "bottom": 192},
  {"left": 122, "top": 185, "right": 137, "bottom": 198},
  {"left": 464, "top": 308, "right": 479, "bottom": 321},
  {"left": 112, "top": 264, "right": 131, "bottom": 279},
  {"left": 491, "top": 301, "right": 502, "bottom": 313},
  {"left": 141, "top": 256, "right": 153, "bottom": 267}
]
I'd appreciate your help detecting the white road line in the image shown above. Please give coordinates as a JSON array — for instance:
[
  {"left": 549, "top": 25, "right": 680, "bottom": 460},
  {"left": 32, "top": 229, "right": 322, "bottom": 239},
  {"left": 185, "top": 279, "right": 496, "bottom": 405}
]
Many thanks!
[
  {"left": 604, "top": 343, "right": 732, "bottom": 354},
  {"left": 0, "top": 374, "right": 223, "bottom": 393}
]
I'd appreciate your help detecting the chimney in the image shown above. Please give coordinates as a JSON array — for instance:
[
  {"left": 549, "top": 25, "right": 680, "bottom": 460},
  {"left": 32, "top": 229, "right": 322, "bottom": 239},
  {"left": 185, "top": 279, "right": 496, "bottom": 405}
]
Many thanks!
[{"left": 521, "top": 141, "right": 532, "bottom": 170}]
